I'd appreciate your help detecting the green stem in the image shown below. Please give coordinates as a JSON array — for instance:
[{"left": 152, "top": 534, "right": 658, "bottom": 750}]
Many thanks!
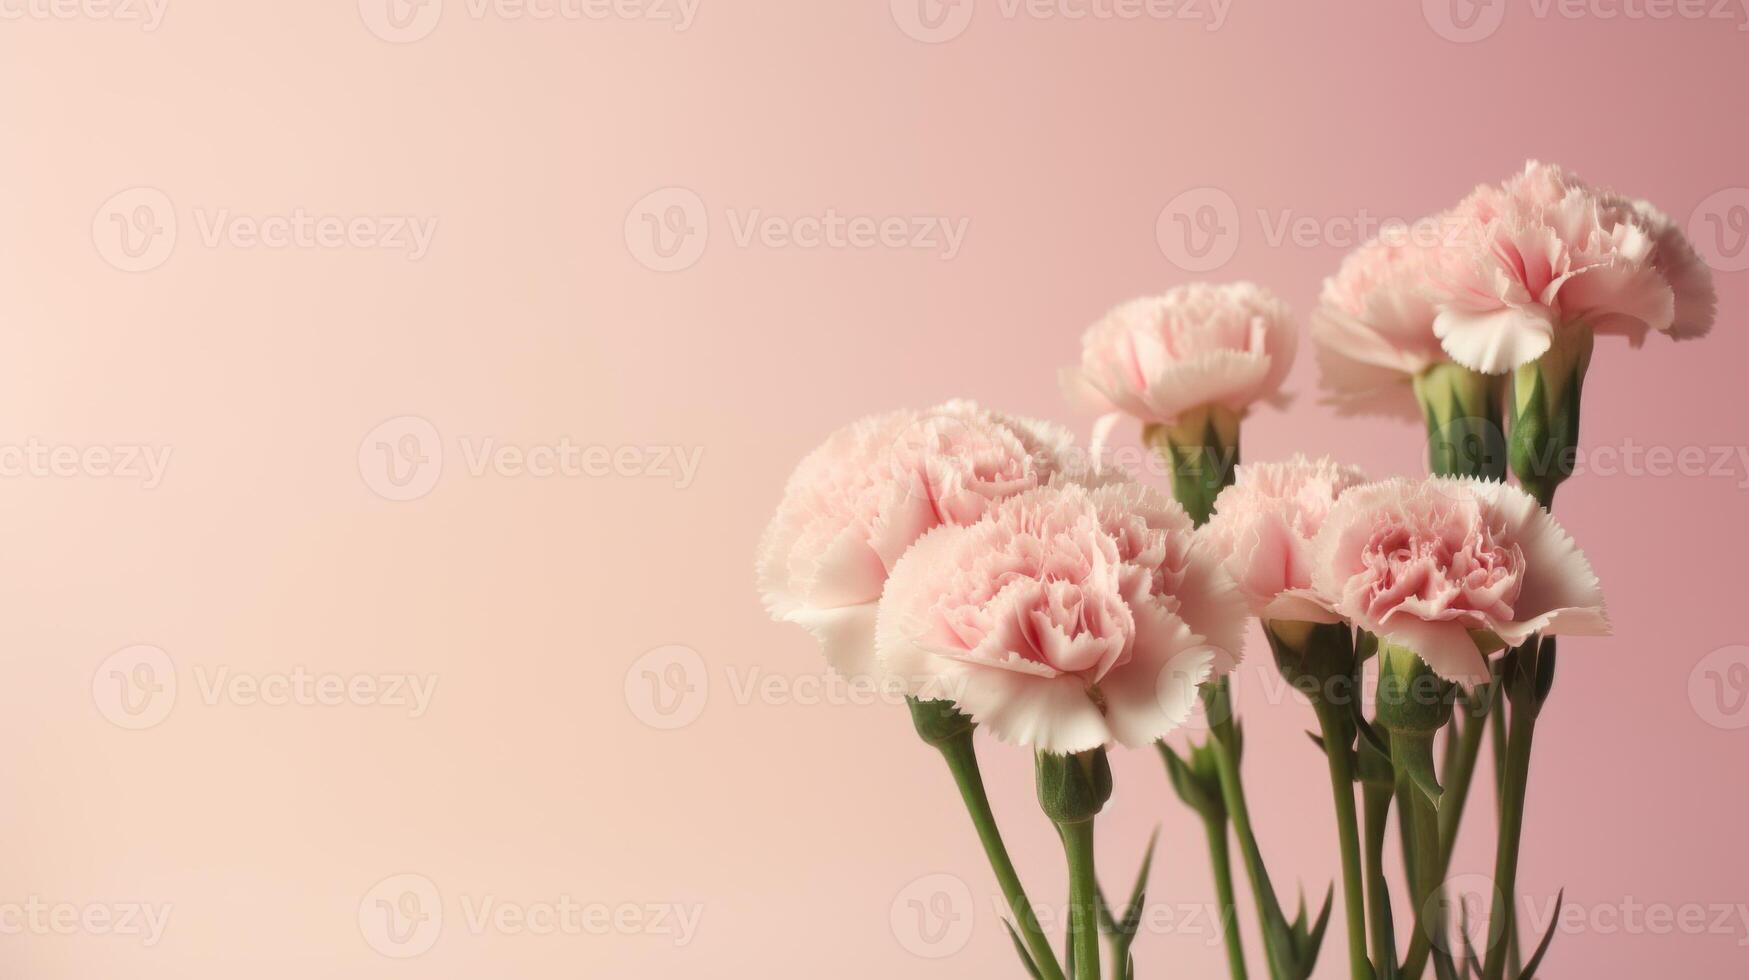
[
  {"left": 1059, "top": 818, "right": 1101, "bottom": 980},
  {"left": 1393, "top": 777, "right": 1418, "bottom": 907},
  {"left": 1439, "top": 686, "right": 1494, "bottom": 860},
  {"left": 1362, "top": 784, "right": 1399, "bottom": 980},
  {"left": 1393, "top": 736, "right": 1442, "bottom": 980},
  {"left": 936, "top": 733, "right": 1066, "bottom": 980},
  {"left": 1314, "top": 700, "right": 1373, "bottom": 980},
  {"left": 1205, "top": 682, "right": 1281, "bottom": 977},
  {"left": 1202, "top": 816, "right": 1250, "bottom": 980},
  {"left": 1398, "top": 685, "right": 1495, "bottom": 975},
  {"left": 1481, "top": 691, "right": 1537, "bottom": 980}
]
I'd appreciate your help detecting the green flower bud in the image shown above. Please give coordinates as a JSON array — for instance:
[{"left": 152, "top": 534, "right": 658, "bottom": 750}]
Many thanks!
[
  {"left": 1036, "top": 748, "right": 1113, "bottom": 825},
  {"left": 1508, "top": 326, "right": 1594, "bottom": 507},
  {"left": 1413, "top": 362, "right": 1507, "bottom": 481},
  {"left": 906, "top": 696, "right": 975, "bottom": 746},
  {"left": 1142, "top": 404, "right": 1242, "bottom": 526},
  {"left": 1263, "top": 620, "right": 1358, "bottom": 702}
]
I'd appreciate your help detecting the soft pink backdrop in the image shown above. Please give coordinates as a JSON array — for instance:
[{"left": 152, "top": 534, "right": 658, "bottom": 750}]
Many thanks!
[{"left": 2, "top": 1, "right": 1746, "bottom": 976}]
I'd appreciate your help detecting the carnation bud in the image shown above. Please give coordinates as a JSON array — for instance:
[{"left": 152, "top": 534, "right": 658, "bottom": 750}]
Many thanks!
[
  {"left": 1508, "top": 327, "right": 1594, "bottom": 507},
  {"left": 1036, "top": 748, "right": 1114, "bottom": 825},
  {"left": 907, "top": 696, "right": 975, "bottom": 747},
  {"left": 1412, "top": 363, "right": 1507, "bottom": 481},
  {"left": 1142, "top": 404, "right": 1242, "bottom": 526},
  {"left": 1263, "top": 620, "right": 1357, "bottom": 700}
]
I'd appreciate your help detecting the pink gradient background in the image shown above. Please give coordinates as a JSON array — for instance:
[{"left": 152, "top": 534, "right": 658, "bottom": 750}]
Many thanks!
[{"left": 2, "top": 1, "right": 1747, "bottom": 976}]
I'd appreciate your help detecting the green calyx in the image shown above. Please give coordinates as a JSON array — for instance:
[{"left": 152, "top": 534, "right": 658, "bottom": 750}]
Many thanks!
[
  {"left": 1158, "top": 738, "right": 1227, "bottom": 823},
  {"left": 1263, "top": 620, "right": 1358, "bottom": 700},
  {"left": 906, "top": 696, "right": 975, "bottom": 747},
  {"left": 1036, "top": 748, "right": 1114, "bottom": 825},
  {"left": 1375, "top": 642, "right": 1456, "bottom": 805},
  {"left": 1413, "top": 362, "right": 1507, "bottom": 481},
  {"left": 1509, "top": 325, "right": 1594, "bottom": 508},
  {"left": 1142, "top": 404, "right": 1242, "bottom": 526}
]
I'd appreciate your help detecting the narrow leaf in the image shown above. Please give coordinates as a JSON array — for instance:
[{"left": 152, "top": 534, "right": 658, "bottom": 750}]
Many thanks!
[
  {"left": 1514, "top": 888, "right": 1565, "bottom": 980},
  {"left": 1001, "top": 918, "right": 1044, "bottom": 980}
]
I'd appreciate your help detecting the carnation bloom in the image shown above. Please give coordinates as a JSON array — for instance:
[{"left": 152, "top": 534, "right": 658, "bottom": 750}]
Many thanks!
[
  {"left": 756, "top": 401, "right": 1073, "bottom": 678},
  {"left": 1430, "top": 161, "right": 1713, "bottom": 374},
  {"left": 875, "top": 479, "right": 1247, "bottom": 753},
  {"left": 1199, "top": 455, "right": 1369, "bottom": 624},
  {"left": 1309, "top": 477, "right": 1609, "bottom": 686},
  {"left": 1310, "top": 221, "right": 1455, "bottom": 416},
  {"left": 1062, "top": 282, "right": 1297, "bottom": 440}
]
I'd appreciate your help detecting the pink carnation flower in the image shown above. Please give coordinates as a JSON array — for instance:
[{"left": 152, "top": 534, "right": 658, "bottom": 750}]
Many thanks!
[
  {"left": 1430, "top": 161, "right": 1712, "bottom": 374},
  {"left": 1200, "top": 455, "right": 1370, "bottom": 624},
  {"left": 756, "top": 401, "right": 1073, "bottom": 678},
  {"left": 1310, "top": 477, "right": 1609, "bottom": 687},
  {"left": 1310, "top": 221, "right": 1454, "bottom": 416},
  {"left": 875, "top": 479, "right": 1248, "bottom": 753},
  {"left": 1062, "top": 282, "right": 1297, "bottom": 435}
]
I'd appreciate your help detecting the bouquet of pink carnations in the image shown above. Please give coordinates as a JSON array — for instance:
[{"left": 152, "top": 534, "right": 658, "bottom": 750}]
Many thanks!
[{"left": 757, "top": 162, "right": 1714, "bottom": 980}]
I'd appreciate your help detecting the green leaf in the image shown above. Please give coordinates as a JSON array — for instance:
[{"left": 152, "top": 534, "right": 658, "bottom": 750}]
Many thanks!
[
  {"left": 1121, "top": 829, "right": 1159, "bottom": 936},
  {"left": 1109, "top": 829, "right": 1159, "bottom": 969},
  {"left": 1514, "top": 889, "right": 1564, "bottom": 980},
  {"left": 1390, "top": 731, "right": 1444, "bottom": 807},
  {"left": 1002, "top": 918, "right": 1044, "bottom": 980},
  {"left": 1301, "top": 884, "right": 1334, "bottom": 970}
]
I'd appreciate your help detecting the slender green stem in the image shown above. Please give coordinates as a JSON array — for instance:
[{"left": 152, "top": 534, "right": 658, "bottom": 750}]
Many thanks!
[
  {"left": 1362, "top": 784, "right": 1398, "bottom": 980},
  {"left": 1439, "top": 686, "right": 1494, "bottom": 859},
  {"left": 1393, "top": 736, "right": 1442, "bottom": 980},
  {"left": 1205, "top": 683, "right": 1281, "bottom": 977},
  {"left": 1314, "top": 701, "right": 1373, "bottom": 980},
  {"left": 1481, "top": 692, "right": 1537, "bottom": 980},
  {"left": 1202, "top": 815, "right": 1249, "bottom": 980},
  {"left": 936, "top": 733, "right": 1065, "bottom": 980},
  {"left": 1059, "top": 818, "right": 1101, "bottom": 980},
  {"left": 1398, "top": 685, "right": 1495, "bottom": 975},
  {"left": 1393, "top": 777, "right": 1418, "bottom": 905}
]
